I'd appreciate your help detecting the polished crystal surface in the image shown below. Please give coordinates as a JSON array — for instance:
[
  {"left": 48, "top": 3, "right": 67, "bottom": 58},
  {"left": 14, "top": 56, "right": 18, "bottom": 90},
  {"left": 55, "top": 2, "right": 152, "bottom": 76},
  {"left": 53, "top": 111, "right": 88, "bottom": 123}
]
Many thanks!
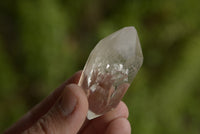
[{"left": 78, "top": 26, "right": 143, "bottom": 119}]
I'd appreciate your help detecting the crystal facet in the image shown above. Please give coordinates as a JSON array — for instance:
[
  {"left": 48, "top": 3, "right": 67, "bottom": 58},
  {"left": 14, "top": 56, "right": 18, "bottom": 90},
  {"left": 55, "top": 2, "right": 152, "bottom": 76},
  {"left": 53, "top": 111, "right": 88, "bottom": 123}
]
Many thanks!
[{"left": 78, "top": 26, "right": 143, "bottom": 119}]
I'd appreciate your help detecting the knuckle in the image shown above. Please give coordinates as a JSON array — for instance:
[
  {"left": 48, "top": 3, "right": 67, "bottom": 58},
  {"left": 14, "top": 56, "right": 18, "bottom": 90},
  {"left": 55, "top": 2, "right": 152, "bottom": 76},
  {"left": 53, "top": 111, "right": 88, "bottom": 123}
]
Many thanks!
[
  {"left": 37, "top": 113, "right": 58, "bottom": 134},
  {"left": 24, "top": 114, "right": 57, "bottom": 134},
  {"left": 36, "top": 116, "right": 49, "bottom": 134}
]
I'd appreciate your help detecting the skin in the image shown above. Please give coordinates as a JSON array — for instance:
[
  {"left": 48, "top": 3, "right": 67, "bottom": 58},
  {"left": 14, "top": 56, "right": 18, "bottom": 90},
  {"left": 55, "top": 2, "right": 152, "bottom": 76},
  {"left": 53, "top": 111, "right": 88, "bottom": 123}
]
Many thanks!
[{"left": 4, "top": 71, "right": 131, "bottom": 134}]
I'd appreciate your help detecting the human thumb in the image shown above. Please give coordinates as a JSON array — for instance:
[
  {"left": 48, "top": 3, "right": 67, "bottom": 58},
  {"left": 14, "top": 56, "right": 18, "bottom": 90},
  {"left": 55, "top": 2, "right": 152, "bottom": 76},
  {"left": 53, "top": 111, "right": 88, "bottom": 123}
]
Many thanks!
[{"left": 22, "top": 84, "right": 88, "bottom": 134}]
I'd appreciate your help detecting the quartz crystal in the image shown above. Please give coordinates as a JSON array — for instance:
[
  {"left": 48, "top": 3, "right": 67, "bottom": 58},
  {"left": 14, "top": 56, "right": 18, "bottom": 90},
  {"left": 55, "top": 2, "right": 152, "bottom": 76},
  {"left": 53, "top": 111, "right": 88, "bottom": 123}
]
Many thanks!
[{"left": 78, "top": 26, "right": 143, "bottom": 120}]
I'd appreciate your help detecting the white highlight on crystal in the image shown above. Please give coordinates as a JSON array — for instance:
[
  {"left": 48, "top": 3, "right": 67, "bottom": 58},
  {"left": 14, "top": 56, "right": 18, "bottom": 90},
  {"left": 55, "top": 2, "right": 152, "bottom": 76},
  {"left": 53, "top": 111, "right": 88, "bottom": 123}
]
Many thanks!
[
  {"left": 106, "top": 64, "right": 110, "bottom": 69},
  {"left": 87, "top": 110, "right": 101, "bottom": 120}
]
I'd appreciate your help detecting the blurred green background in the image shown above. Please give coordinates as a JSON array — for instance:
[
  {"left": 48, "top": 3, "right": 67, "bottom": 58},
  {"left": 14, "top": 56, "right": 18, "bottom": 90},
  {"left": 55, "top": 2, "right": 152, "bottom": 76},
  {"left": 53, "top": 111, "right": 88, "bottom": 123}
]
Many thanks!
[{"left": 0, "top": 0, "right": 200, "bottom": 133}]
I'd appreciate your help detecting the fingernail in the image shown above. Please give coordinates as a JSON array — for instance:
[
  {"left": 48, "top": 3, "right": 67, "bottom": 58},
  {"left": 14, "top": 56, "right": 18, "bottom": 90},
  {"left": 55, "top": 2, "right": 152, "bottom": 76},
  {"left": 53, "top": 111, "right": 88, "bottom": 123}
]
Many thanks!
[{"left": 58, "top": 87, "right": 77, "bottom": 116}]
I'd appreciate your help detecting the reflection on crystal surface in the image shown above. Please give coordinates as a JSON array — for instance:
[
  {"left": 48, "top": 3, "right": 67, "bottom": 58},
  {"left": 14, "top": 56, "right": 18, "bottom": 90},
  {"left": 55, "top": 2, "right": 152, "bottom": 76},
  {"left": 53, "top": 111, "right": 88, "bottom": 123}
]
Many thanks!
[{"left": 78, "top": 26, "right": 143, "bottom": 119}]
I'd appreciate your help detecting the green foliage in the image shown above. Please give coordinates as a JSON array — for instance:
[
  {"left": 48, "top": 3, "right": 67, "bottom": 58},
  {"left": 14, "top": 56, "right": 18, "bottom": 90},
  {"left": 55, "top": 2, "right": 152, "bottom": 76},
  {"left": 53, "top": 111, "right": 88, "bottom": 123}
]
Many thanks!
[{"left": 0, "top": 0, "right": 200, "bottom": 133}]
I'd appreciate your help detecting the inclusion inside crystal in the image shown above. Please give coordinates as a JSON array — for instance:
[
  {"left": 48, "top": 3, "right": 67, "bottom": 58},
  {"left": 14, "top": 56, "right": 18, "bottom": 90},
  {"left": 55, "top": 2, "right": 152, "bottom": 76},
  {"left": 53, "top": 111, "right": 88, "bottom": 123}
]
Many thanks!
[{"left": 78, "top": 26, "right": 143, "bottom": 120}]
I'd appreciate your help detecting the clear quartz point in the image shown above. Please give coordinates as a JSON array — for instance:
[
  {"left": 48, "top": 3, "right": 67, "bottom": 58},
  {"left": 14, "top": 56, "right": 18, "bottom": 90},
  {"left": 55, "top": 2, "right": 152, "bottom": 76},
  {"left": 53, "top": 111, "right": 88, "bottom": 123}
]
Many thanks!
[{"left": 78, "top": 26, "right": 143, "bottom": 120}]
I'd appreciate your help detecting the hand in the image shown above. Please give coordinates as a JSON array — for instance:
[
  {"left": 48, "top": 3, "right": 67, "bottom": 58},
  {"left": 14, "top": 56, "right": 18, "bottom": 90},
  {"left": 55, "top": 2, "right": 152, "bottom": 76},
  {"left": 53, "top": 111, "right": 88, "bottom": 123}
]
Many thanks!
[{"left": 4, "top": 71, "right": 131, "bottom": 134}]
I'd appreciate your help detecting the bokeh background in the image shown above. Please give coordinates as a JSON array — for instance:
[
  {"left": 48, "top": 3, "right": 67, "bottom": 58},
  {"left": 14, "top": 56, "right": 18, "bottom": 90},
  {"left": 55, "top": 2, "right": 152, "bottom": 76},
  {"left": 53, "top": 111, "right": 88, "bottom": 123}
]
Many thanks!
[{"left": 0, "top": 0, "right": 200, "bottom": 133}]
